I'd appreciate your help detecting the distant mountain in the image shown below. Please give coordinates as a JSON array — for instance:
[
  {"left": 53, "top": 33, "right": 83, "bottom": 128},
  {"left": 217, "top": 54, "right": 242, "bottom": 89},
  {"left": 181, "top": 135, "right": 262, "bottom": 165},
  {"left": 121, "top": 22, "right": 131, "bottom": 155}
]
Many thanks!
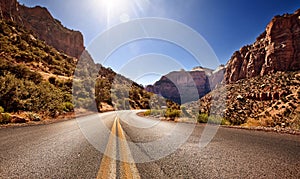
[
  {"left": 191, "top": 66, "right": 213, "bottom": 75},
  {"left": 145, "top": 69, "right": 211, "bottom": 104},
  {"left": 145, "top": 65, "right": 225, "bottom": 104}
]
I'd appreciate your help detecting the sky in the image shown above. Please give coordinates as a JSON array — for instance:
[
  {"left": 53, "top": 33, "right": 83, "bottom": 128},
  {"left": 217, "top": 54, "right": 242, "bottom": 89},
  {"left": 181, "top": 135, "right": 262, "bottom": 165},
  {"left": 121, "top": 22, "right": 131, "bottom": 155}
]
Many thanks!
[{"left": 18, "top": 0, "right": 300, "bottom": 85}]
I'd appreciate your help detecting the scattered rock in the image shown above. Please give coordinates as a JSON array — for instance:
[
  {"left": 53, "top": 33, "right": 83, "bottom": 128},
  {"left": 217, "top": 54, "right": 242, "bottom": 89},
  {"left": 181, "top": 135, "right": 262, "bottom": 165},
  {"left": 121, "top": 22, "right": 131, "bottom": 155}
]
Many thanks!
[{"left": 236, "top": 95, "right": 245, "bottom": 101}]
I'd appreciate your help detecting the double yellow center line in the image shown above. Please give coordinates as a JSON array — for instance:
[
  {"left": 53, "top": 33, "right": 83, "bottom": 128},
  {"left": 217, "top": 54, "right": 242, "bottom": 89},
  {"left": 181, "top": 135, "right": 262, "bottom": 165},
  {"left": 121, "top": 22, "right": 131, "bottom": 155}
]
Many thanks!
[{"left": 97, "top": 117, "right": 140, "bottom": 179}]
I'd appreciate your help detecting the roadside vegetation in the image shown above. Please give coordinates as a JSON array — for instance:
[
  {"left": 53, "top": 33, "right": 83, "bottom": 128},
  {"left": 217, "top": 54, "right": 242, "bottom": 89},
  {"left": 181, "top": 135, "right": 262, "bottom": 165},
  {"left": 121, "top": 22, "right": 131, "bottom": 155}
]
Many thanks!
[
  {"left": 197, "top": 113, "right": 231, "bottom": 125},
  {"left": 0, "top": 20, "right": 76, "bottom": 124},
  {"left": 0, "top": 19, "right": 166, "bottom": 124},
  {"left": 143, "top": 100, "right": 182, "bottom": 120}
]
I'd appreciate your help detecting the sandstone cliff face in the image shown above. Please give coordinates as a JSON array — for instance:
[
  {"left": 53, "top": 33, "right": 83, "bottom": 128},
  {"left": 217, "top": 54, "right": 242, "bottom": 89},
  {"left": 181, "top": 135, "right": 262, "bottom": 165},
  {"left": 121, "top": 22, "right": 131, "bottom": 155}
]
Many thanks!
[
  {"left": 0, "top": 0, "right": 84, "bottom": 58},
  {"left": 225, "top": 9, "right": 300, "bottom": 83},
  {"left": 0, "top": 0, "right": 18, "bottom": 21},
  {"left": 146, "top": 70, "right": 211, "bottom": 104}
]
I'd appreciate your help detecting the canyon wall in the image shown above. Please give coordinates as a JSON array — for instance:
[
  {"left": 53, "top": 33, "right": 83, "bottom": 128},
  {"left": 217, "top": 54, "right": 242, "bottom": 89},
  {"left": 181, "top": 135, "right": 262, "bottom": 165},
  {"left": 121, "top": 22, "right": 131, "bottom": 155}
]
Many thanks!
[
  {"left": 0, "top": 0, "right": 84, "bottom": 58},
  {"left": 225, "top": 9, "right": 300, "bottom": 83}
]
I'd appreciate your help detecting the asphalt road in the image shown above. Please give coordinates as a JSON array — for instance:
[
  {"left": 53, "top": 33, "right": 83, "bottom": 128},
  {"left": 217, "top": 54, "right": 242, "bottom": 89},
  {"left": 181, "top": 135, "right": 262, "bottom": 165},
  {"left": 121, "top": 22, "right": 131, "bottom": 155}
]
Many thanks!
[{"left": 0, "top": 110, "right": 299, "bottom": 178}]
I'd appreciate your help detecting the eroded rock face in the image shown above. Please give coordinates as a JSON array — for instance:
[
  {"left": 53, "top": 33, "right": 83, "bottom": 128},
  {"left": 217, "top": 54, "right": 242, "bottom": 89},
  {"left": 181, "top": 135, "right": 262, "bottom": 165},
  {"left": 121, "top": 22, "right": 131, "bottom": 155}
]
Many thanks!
[
  {"left": 0, "top": 0, "right": 84, "bottom": 58},
  {"left": 146, "top": 70, "right": 211, "bottom": 104},
  {"left": 225, "top": 9, "right": 300, "bottom": 83}
]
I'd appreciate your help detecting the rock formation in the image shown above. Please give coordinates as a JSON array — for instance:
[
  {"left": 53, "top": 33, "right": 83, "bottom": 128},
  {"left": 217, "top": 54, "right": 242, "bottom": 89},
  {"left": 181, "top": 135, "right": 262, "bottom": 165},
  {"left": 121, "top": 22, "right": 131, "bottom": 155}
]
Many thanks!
[
  {"left": 0, "top": 0, "right": 84, "bottom": 58},
  {"left": 225, "top": 9, "right": 300, "bottom": 83},
  {"left": 146, "top": 69, "right": 212, "bottom": 104},
  {"left": 209, "top": 65, "right": 225, "bottom": 89}
]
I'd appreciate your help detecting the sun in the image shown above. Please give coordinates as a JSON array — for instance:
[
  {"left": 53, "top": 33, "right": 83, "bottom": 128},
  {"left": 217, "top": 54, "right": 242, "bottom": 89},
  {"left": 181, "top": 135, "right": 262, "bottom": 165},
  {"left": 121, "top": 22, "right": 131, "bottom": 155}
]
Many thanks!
[
  {"left": 102, "top": 0, "right": 130, "bottom": 12},
  {"left": 97, "top": 0, "right": 133, "bottom": 24},
  {"left": 95, "top": 0, "right": 150, "bottom": 25}
]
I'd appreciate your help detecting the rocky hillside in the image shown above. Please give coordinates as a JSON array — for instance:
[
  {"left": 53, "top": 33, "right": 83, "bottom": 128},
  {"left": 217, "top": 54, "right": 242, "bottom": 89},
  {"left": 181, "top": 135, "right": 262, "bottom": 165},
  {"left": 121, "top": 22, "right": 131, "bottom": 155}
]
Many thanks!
[
  {"left": 73, "top": 52, "right": 162, "bottom": 112},
  {"left": 225, "top": 9, "right": 300, "bottom": 83},
  {"left": 0, "top": 20, "right": 75, "bottom": 120},
  {"left": 0, "top": 0, "right": 84, "bottom": 58},
  {"left": 186, "top": 70, "right": 300, "bottom": 130}
]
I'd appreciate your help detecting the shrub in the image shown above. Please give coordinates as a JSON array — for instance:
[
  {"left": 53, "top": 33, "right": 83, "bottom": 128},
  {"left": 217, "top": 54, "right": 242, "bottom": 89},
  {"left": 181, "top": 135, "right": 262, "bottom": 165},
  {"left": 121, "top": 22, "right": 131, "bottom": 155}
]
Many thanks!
[
  {"left": 63, "top": 102, "right": 74, "bottom": 112},
  {"left": 0, "top": 74, "right": 68, "bottom": 115},
  {"left": 0, "top": 113, "right": 11, "bottom": 124},
  {"left": 165, "top": 108, "right": 181, "bottom": 120},
  {"left": 198, "top": 113, "right": 209, "bottom": 123},
  {"left": 144, "top": 110, "right": 151, "bottom": 116},
  {"left": 144, "top": 109, "right": 167, "bottom": 117},
  {"left": 208, "top": 115, "right": 228, "bottom": 125},
  {"left": 242, "top": 118, "right": 260, "bottom": 127},
  {"left": 198, "top": 114, "right": 230, "bottom": 125},
  {"left": 0, "top": 106, "right": 4, "bottom": 113}
]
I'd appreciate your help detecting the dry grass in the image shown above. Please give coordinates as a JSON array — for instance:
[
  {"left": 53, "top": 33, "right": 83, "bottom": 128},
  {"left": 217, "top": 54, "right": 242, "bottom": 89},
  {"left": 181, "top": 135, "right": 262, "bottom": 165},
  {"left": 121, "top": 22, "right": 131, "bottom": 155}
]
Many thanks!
[{"left": 242, "top": 118, "right": 261, "bottom": 127}]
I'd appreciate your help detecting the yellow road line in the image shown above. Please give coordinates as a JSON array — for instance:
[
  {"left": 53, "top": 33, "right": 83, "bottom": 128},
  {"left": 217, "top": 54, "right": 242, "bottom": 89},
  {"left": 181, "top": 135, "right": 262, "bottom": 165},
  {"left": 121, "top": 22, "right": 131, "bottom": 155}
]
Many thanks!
[
  {"left": 117, "top": 118, "right": 141, "bottom": 179},
  {"left": 97, "top": 117, "right": 117, "bottom": 179},
  {"left": 97, "top": 117, "right": 140, "bottom": 179}
]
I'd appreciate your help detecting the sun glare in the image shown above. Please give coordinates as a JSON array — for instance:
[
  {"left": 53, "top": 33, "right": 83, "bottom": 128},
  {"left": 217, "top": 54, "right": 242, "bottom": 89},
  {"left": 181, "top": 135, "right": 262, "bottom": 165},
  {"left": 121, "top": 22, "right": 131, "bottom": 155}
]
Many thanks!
[
  {"left": 103, "top": 0, "right": 129, "bottom": 11},
  {"left": 95, "top": 0, "right": 150, "bottom": 26},
  {"left": 97, "top": 0, "right": 132, "bottom": 25}
]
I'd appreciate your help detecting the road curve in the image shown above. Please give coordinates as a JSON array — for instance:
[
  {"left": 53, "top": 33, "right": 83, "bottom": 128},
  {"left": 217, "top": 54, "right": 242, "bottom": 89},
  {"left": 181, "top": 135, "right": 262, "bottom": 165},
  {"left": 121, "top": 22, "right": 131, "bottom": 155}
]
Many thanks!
[{"left": 0, "top": 110, "right": 299, "bottom": 178}]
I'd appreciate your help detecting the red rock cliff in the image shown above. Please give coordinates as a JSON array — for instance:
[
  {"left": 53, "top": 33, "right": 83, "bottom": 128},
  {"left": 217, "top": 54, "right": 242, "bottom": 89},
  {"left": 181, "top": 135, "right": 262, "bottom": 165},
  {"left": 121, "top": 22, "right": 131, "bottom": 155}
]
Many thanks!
[
  {"left": 0, "top": 0, "right": 84, "bottom": 58},
  {"left": 225, "top": 9, "right": 300, "bottom": 83},
  {"left": 146, "top": 69, "right": 212, "bottom": 104}
]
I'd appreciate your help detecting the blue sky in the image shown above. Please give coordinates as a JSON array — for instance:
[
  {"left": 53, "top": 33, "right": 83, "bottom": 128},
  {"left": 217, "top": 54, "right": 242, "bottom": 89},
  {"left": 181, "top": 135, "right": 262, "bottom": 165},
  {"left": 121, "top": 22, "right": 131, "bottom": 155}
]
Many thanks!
[{"left": 18, "top": 0, "right": 300, "bottom": 85}]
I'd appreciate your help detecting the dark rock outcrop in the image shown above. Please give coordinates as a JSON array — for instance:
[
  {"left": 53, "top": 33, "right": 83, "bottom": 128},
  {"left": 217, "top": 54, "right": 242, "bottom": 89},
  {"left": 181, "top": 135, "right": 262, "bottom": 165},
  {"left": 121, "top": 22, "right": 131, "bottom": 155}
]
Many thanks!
[
  {"left": 225, "top": 9, "right": 300, "bottom": 83},
  {"left": 0, "top": 0, "right": 84, "bottom": 58}
]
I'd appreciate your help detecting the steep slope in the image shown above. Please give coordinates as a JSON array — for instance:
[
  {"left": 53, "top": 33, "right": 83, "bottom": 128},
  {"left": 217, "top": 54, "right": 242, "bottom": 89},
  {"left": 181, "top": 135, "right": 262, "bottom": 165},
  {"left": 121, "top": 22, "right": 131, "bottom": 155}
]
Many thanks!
[
  {"left": 0, "top": 20, "right": 77, "bottom": 76},
  {"left": 0, "top": 20, "right": 75, "bottom": 120},
  {"left": 0, "top": 0, "right": 84, "bottom": 58},
  {"left": 225, "top": 9, "right": 300, "bottom": 83}
]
